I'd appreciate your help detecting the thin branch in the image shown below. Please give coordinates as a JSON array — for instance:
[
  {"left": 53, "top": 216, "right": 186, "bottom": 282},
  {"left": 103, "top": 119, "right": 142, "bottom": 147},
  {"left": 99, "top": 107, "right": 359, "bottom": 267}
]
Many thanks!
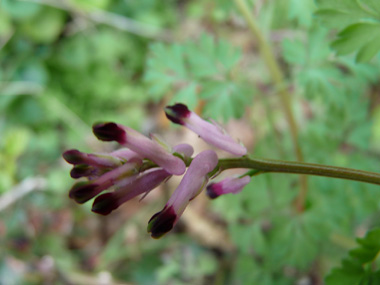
[
  {"left": 0, "top": 177, "right": 46, "bottom": 211},
  {"left": 19, "top": 0, "right": 172, "bottom": 40}
]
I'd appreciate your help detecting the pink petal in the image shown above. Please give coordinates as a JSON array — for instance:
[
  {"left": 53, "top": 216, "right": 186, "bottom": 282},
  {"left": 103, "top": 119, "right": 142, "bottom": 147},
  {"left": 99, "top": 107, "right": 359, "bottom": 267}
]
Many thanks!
[{"left": 165, "top": 104, "right": 247, "bottom": 156}]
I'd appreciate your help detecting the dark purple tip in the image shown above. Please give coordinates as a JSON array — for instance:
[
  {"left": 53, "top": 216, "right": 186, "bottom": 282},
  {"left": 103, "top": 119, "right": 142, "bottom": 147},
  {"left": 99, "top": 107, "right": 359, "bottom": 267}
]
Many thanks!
[
  {"left": 92, "top": 122, "right": 126, "bottom": 144},
  {"left": 164, "top": 104, "right": 190, "bottom": 125},
  {"left": 69, "top": 182, "right": 101, "bottom": 204},
  {"left": 70, "top": 164, "right": 94, "bottom": 179},
  {"left": 147, "top": 206, "right": 177, "bottom": 239},
  {"left": 91, "top": 193, "right": 119, "bottom": 215},
  {"left": 206, "top": 183, "right": 222, "bottom": 199},
  {"left": 62, "top": 149, "right": 84, "bottom": 164}
]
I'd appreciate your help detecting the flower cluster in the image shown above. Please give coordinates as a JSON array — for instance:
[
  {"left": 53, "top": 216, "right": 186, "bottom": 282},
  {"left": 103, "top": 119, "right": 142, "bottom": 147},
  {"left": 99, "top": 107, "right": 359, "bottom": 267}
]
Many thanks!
[{"left": 63, "top": 103, "right": 251, "bottom": 238}]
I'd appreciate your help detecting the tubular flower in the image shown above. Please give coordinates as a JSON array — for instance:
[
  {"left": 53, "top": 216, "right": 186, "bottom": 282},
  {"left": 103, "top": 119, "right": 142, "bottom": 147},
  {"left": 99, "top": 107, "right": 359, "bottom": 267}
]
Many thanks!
[
  {"left": 206, "top": 176, "right": 251, "bottom": 199},
  {"left": 109, "top": 148, "right": 143, "bottom": 162},
  {"left": 165, "top": 103, "right": 247, "bottom": 156},
  {"left": 93, "top": 122, "right": 186, "bottom": 175},
  {"left": 68, "top": 162, "right": 139, "bottom": 204},
  {"left": 147, "top": 150, "right": 218, "bottom": 239},
  {"left": 63, "top": 149, "right": 125, "bottom": 179},
  {"left": 92, "top": 169, "right": 171, "bottom": 215},
  {"left": 63, "top": 149, "right": 123, "bottom": 168}
]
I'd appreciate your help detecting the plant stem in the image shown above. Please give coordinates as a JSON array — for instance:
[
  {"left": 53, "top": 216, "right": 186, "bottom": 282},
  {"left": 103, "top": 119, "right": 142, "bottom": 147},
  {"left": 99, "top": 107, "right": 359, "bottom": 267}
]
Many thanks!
[
  {"left": 233, "top": 0, "right": 307, "bottom": 211},
  {"left": 141, "top": 155, "right": 380, "bottom": 186},
  {"left": 218, "top": 157, "right": 380, "bottom": 186}
]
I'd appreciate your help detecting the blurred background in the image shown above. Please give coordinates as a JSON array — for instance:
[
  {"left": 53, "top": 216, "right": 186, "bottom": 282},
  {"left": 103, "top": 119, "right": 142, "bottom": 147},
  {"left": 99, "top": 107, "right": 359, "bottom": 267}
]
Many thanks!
[{"left": 1, "top": 0, "right": 380, "bottom": 284}]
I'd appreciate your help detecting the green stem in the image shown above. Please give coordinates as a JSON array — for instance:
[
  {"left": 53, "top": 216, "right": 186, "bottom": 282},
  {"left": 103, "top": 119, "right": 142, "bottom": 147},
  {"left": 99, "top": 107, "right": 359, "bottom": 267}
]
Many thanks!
[
  {"left": 233, "top": 0, "right": 307, "bottom": 210},
  {"left": 140, "top": 155, "right": 380, "bottom": 186},
  {"left": 217, "top": 157, "right": 380, "bottom": 186}
]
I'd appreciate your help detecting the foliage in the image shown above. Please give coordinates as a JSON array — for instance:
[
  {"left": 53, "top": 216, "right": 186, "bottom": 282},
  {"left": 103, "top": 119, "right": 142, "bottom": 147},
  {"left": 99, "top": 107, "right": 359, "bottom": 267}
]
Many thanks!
[
  {"left": 326, "top": 228, "right": 380, "bottom": 285},
  {"left": 316, "top": 0, "right": 380, "bottom": 62},
  {"left": 145, "top": 34, "right": 252, "bottom": 121}
]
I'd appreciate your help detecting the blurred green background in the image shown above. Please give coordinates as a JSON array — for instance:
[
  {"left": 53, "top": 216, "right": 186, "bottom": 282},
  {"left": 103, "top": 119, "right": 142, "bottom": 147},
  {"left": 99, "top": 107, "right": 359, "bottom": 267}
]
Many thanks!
[{"left": 1, "top": 0, "right": 380, "bottom": 284}]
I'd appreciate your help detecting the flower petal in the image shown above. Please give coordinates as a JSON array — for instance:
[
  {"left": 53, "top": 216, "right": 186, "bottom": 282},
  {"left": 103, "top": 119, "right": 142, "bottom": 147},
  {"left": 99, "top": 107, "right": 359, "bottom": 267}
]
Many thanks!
[
  {"left": 92, "top": 122, "right": 126, "bottom": 143},
  {"left": 93, "top": 122, "right": 186, "bottom": 175},
  {"left": 63, "top": 149, "right": 122, "bottom": 168},
  {"left": 68, "top": 162, "right": 139, "bottom": 203},
  {"left": 70, "top": 164, "right": 112, "bottom": 180},
  {"left": 92, "top": 169, "right": 171, "bottom": 215},
  {"left": 110, "top": 148, "right": 142, "bottom": 162},
  {"left": 69, "top": 182, "right": 102, "bottom": 204},
  {"left": 147, "top": 206, "right": 176, "bottom": 239},
  {"left": 172, "top": 143, "right": 194, "bottom": 158},
  {"left": 147, "top": 150, "right": 218, "bottom": 238},
  {"left": 165, "top": 104, "right": 247, "bottom": 156},
  {"left": 206, "top": 176, "right": 251, "bottom": 199}
]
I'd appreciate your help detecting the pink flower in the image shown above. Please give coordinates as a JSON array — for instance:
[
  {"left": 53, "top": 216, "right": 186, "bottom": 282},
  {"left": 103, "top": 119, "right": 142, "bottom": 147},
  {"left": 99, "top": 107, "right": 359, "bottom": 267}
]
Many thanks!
[
  {"left": 63, "top": 149, "right": 123, "bottom": 168},
  {"left": 147, "top": 150, "right": 218, "bottom": 239},
  {"left": 206, "top": 176, "right": 251, "bottom": 199},
  {"left": 93, "top": 122, "right": 186, "bottom": 175},
  {"left": 165, "top": 103, "right": 247, "bottom": 156},
  {"left": 68, "top": 162, "right": 139, "bottom": 204},
  {"left": 92, "top": 169, "right": 172, "bottom": 215},
  {"left": 109, "top": 148, "right": 143, "bottom": 162},
  {"left": 172, "top": 143, "right": 194, "bottom": 158},
  {"left": 63, "top": 149, "right": 127, "bottom": 179}
]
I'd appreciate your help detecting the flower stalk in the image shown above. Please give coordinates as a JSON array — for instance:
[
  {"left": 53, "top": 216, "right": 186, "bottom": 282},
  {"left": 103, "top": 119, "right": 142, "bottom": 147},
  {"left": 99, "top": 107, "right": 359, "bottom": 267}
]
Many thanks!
[
  {"left": 216, "top": 157, "right": 380, "bottom": 186},
  {"left": 139, "top": 156, "right": 380, "bottom": 186}
]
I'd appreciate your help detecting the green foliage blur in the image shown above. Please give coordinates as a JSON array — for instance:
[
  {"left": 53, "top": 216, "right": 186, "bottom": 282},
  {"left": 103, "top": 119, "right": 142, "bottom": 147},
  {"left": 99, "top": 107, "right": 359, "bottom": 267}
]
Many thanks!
[{"left": 1, "top": 0, "right": 380, "bottom": 284}]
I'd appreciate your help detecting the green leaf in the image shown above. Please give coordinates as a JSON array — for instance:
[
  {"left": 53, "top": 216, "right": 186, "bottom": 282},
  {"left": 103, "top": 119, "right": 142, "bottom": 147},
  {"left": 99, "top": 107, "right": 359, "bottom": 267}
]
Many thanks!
[
  {"left": 316, "top": 0, "right": 380, "bottom": 61},
  {"left": 215, "top": 38, "right": 242, "bottom": 71},
  {"left": 314, "top": 9, "right": 364, "bottom": 29},
  {"left": 144, "top": 43, "right": 188, "bottom": 102},
  {"left": 3, "top": 129, "right": 30, "bottom": 157},
  {"left": 170, "top": 83, "right": 198, "bottom": 110},
  {"left": 186, "top": 34, "right": 219, "bottom": 78},
  {"left": 20, "top": 7, "right": 66, "bottom": 44},
  {"left": 316, "top": 0, "right": 365, "bottom": 14},
  {"left": 363, "top": 0, "right": 380, "bottom": 14},
  {"left": 281, "top": 39, "right": 307, "bottom": 65},
  {"left": 2, "top": 0, "right": 42, "bottom": 19},
  {"left": 356, "top": 37, "right": 380, "bottom": 62},
  {"left": 272, "top": 211, "right": 330, "bottom": 269},
  {"left": 202, "top": 82, "right": 251, "bottom": 122},
  {"left": 326, "top": 228, "right": 380, "bottom": 285},
  {"left": 144, "top": 34, "right": 248, "bottom": 121},
  {"left": 332, "top": 23, "right": 380, "bottom": 56},
  {"left": 288, "top": 0, "right": 316, "bottom": 27}
]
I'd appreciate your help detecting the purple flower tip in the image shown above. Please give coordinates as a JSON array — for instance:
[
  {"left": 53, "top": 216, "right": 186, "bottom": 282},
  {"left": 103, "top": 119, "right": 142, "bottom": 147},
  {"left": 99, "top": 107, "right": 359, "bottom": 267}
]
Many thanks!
[
  {"left": 164, "top": 104, "right": 190, "bottom": 125},
  {"left": 70, "top": 164, "right": 95, "bottom": 179},
  {"left": 147, "top": 206, "right": 177, "bottom": 239},
  {"left": 69, "top": 182, "right": 100, "bottom": 204},
  {"left": 93, "top": 122, "right": 126, "bottom": 144},
  {"left": 206, "top": 183, "right": 223, "bottom": 199},
  {"left": 206, "top": 176, "right": 251, "bottom": 199},
  {"left": 62, "top": 149, "right": 83, "bottom": 164},
  {"left": 91, "top": 193, "right": 119, "bottom": 215}
]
